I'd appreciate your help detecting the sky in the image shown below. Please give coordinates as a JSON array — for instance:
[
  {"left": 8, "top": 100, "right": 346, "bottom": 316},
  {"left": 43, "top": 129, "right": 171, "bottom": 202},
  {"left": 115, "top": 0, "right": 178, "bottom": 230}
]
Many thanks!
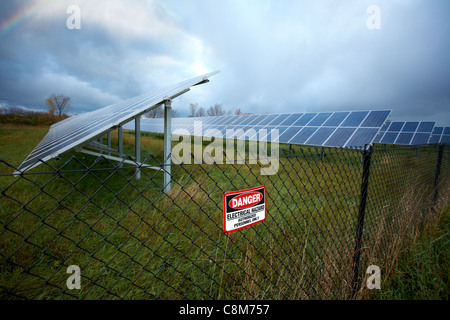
[{"left": 0, "top": 0, "right": 449, "bottom": 125}]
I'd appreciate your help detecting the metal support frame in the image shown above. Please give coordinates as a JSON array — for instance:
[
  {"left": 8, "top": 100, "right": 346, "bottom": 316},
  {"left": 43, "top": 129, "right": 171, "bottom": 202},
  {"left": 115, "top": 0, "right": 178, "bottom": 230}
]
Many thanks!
[
  {"left": 107, "top": 132, "right": 111, "bottom": 156},
  {"left": 352, "top": 145, "right": 373, "bottom": 297},
  {"left": 86, "top": 141, "right": 121, "bottom": 155},
  {"left": 433, "top": 144, "right": 444, "bottom": 209},
  {"left": 135, "top": 117, "right": 141, "bottom": 180},
  {"left": 164, "top": 99, "right": 172, "bottom": 193},
  {"left": 118, "top": 125, "right": 123, "bottom": 168},
  {"left": 99, "top": 136, "right": 103, "bottom": 153},
  {"left": 78, "top": 148, "right": 162, "bottom": 171}
]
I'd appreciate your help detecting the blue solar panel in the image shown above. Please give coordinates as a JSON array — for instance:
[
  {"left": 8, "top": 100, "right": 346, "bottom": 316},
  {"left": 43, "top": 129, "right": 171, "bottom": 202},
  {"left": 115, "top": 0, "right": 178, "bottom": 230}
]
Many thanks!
[
  {"left": 387, "top": 122, "right": 404, "bottom": 132},
  {"left": 346, "top": 128, "right": 380, "bottom": 147},
  {"left": 428, "top": 135, "right": 441, "bottom": 144},
  {"left": 372, "top": 134, "right": 382, "bottom": 143},
  {"left": 279, "top": 127, "right": 302, "bottom": 143},
  {"left": 305, "top": 127, "right": 336, "bottom": 145},
  {"left": 292, "top": 113, "right": 317, "bottom": 126},
  {"left": 324, "top": 128, "right": 356, "bottom": 147},
  {"left": 239, "top": 115, "right": 258, "bottom": 125},
  {"left": 411, "top": 133, "right": 431, "bottom": 145},
  {"left": 395, "top": 133, "right": 414, "bottom": 145},
  {"left": 417, "top": 122, "right": 434, "bottom": 133},
  {"left": 381, "top": 132, "right": 399, "bottom": 144},
  {"left": 402, "top": 122, "right": 419, "bottom": 132},
  {"left": 322, "top": 112, "right": 350, "bottom": 127},
  {"left": 432, "top": 127, "right": 443, "bottom": 135},
  {"left": 248, "top": 114, "right": 268, "bottom": 126},
  {"left": 377, "top": 121, "right": 435, "bottom": 145},
  {"left": 306, "top": 113, "right": 332, "bottom": 126},
  {"left": 269, "top": 114, "right": 291, "bottom": 125},
  {"left": 441, "top": 135, "right": 450, "bottom": 143},
  {"left": 341, "top": 111, "right": 369, "bottom": 127},
  {"left": 257, "top": 114, "right": 281, "bottom": 126},
  {"left": 361, "top": 110, "right": 391, "bottom": 128},
  {"left": 289, "top": 127, "right": 318, "bottom": 144},
  {"left": 280, "top": 114, "right": 303, "bottom": 126},
  {"left": 16, "top": 71, "right": 219, "bottom": 174},
  {"left": 134, "top": 110, "right": 391, "bottom": 148}
]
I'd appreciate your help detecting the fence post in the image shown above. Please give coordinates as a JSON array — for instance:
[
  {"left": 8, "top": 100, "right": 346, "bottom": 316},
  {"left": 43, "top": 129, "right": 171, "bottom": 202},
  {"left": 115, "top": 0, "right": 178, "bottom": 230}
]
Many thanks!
[
  {"left": 433, "top": 144, "right": 444, "bottom": 209},
  {"left": 351, "top": 145, "right": 373, "bottom": 297},
  {"left": 135, "top": 117, "right": 141, "bottom": 180},
  {"left": 163, "top": 99, "right": 172, "bottom": 194}
]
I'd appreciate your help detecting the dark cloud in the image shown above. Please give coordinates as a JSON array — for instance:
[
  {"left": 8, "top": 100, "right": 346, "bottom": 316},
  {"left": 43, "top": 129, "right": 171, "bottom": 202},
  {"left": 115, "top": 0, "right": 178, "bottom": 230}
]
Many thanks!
[{"left": 0, "top": 0, "right": 449, "bottom": 125}]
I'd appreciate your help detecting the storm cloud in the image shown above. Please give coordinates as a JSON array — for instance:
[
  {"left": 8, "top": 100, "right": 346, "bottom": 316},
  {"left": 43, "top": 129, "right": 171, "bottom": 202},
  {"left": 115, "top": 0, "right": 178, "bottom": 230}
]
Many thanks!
[{"left": 1, "top": 0, "right": 449, "bottom": 125}]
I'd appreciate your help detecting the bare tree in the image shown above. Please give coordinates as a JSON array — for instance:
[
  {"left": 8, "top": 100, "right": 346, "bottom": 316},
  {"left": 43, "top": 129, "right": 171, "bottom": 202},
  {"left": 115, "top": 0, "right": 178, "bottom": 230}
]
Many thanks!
[
  {"left": 196, "top": 107, "right": 206, "bottom": 117},
  {"left": 189, "top": 103, "right": 198, "bottom": 117},
  {"left": 46, "top": 94, "right": 71, "bottom": 116},
  {"left": 145, "top": 105, "right": 164, "bottom": 118},
  {"left": 145, "top": 105, "right": 178, "bottom": 118},
  {"left": 207, "top": 103, "right": 226, "bottom": 117},
  {"left": 235, "top": 108, "right": 242, "bottom": 115}
]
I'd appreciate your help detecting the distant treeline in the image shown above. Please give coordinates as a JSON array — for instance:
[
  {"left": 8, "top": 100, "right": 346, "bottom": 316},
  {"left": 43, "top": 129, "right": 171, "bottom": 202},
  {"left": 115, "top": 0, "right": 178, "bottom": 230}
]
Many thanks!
[{"left": 0, "top": 106, "right": 69, "bottom": 126}]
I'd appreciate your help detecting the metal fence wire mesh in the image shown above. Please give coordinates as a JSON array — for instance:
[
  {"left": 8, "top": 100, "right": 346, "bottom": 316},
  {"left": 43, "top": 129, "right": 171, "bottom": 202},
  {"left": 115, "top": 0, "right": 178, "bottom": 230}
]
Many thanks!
[{"left": 0, "top": 143, "right": 448, "bottom": 299}]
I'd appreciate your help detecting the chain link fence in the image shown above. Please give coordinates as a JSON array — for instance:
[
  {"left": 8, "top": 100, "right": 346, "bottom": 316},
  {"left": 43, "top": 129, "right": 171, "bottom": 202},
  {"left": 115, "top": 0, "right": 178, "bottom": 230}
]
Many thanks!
[{"left": 1, "top": 143, "right": 448, "bottom": 299}]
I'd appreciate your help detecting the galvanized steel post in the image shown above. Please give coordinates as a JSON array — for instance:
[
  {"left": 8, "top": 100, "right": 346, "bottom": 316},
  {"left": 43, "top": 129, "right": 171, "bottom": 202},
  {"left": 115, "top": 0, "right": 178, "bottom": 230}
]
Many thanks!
[
  {"left": 164, "top": 100, "right": 172, "bottom": 193},
  {"left": 118, "top": 125, "right": 123, "bottom": 168},
  {"left": 352, "top": 145, "right": 373, "bottom": 297},
  {"left": 107, "top": 132, "right": 111, "bottom": 156},
  {"left": 433, "top": 144, "right": 444, "bottom": 209},
  {"left": 135, "top": 117, "right": 141, "bottom": 180}
]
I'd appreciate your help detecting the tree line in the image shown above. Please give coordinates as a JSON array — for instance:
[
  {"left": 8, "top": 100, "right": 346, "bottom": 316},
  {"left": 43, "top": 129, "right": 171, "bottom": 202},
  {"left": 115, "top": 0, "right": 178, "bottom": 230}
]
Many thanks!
[
  {"left": 188, "top": 103, "right": 243, "bottom": 117},
  {"left": 1, "top": 92, "right": 245, "bottom": 126},
  {"left": 0, "top": 105, "right": 68, "bottom": 126},
  {"left": 144, "top": 103, "right": 243, "bottom": 119}
]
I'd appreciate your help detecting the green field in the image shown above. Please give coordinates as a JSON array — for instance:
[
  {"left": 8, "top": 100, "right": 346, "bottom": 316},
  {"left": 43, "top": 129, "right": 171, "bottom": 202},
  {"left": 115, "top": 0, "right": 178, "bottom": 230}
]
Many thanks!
[{"left": 0, "top": 124, "right": 448, "bottom": 299}]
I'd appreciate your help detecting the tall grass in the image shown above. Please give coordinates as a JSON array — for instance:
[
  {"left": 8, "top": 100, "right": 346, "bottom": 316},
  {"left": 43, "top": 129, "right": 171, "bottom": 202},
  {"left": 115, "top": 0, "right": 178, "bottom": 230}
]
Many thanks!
[{"left": 0, "top": 125, "right": 448, "bottom": 299}]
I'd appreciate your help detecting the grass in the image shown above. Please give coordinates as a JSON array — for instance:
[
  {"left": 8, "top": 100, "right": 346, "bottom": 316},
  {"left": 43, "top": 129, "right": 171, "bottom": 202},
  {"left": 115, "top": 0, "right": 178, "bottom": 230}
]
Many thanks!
[
  {"left": 0, "top": 124, "right": 448, "bottom": 300},
  {"left": 376, "top": 207, "right": 449, "bottom": 299}
]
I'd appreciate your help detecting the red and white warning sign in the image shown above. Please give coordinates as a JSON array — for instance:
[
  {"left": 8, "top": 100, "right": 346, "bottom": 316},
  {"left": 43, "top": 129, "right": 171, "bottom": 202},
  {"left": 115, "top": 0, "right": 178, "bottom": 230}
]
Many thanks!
[{"left": 223, "top": 186, "right": 266, "bottom": 233}]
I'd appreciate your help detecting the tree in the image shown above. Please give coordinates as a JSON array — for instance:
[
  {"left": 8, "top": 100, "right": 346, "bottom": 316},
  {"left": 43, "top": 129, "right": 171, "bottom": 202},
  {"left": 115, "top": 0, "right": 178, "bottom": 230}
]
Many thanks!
[
  {"left": 189, "top": 103, "right": 198, "bottom": 117},
  {"left": 196, "top": 107, "right": 206, "bottom": 117},
  {"left": 145, "top": 105, "right": 178, "bottom": 118},
  {"left": 235, "top": 108, "right": 242, "bottom": 115},
  {"left": 207, "top": 104, "right": 226, "bottom": 117},
  {"left": 145, "top": 105, "right": 164, "bottom": 118},
  {"left": 46, "top": 94, "right": 71, "bottom": 116}
]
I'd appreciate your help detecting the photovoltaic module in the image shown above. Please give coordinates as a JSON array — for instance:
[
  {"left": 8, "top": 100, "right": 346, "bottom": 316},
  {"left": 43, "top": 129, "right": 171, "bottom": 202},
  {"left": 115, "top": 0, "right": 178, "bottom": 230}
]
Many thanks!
[
  {"left": 15, "top": 71, "right": 219, "bottom": 174},
  {"left": 123, "top": 110, "right": 392, "bottom": 148}
]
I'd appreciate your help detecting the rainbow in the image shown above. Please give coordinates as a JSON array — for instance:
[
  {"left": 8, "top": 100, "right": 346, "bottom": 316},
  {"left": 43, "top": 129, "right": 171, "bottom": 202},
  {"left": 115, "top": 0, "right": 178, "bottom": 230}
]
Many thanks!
[{"left": 0, "top": 0, "right": 54, "bottom": 37}]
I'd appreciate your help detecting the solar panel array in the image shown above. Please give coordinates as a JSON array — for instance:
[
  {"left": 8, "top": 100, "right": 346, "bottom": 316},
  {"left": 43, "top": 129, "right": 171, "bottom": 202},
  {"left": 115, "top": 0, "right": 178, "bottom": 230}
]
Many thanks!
[
  {"left": 428, "top": 127, "right": 450, "bottom": 144},
  {"left": 123, "top": 110, "right": 392, "bottom": 148},
  {"left": 373, "top": 121, "right": 436, "bottom": 145},
  {"left": 15, "top": 71, "right": 219, "bottom": 174}
]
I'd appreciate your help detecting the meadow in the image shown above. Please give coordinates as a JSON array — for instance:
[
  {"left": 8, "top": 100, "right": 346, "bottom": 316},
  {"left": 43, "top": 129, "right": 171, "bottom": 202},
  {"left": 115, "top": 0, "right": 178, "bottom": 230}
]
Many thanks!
[{"left": 0, "top": 124, "right": 448, "bottom": 299}]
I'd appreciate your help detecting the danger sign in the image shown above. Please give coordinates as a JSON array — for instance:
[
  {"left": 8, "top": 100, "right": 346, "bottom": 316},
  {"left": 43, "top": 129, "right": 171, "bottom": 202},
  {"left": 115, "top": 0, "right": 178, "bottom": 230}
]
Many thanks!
[{"left": 223, "top": 186, "right": 266, "bottom": 233}]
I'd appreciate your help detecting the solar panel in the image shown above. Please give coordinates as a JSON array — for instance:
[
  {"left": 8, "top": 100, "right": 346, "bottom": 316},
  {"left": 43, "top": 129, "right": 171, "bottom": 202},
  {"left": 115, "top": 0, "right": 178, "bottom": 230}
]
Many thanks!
[
  {"left": 130, "top": 110, "right": 391, "bottom": 148},
  {"left": 429, "top": 126, "right": 450, "bottom": 144},
  {"left": 442, "top": 128, "right": 450, "bottom": 143},
  {"left": 15, "top": 71, "right": 219, "bottom": 174},
  {"left": 376, "top": 121, "right": 435, "bottom": 145}
]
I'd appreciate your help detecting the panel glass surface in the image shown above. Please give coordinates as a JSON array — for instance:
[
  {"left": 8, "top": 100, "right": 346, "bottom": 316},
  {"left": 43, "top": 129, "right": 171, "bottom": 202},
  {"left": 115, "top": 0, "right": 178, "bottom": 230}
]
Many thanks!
[{"left": 16, "top": 71, "right": 219, "bottom": 173}]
